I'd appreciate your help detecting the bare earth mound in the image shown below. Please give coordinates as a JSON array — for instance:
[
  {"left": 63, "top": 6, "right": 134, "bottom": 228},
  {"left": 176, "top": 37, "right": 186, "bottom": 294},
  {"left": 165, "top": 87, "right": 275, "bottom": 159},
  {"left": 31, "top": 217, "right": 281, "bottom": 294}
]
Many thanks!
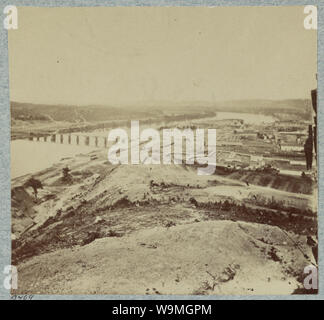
[{"left": 14, "top": 220, "right": 313, "bottom": 295}]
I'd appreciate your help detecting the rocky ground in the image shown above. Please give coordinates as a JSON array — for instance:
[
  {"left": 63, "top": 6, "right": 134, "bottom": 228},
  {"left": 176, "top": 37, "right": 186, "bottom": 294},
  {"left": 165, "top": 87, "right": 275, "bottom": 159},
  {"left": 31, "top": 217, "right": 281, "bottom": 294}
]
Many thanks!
[{"left": 11, "top": 149, "right": 318, "bottom": 295}]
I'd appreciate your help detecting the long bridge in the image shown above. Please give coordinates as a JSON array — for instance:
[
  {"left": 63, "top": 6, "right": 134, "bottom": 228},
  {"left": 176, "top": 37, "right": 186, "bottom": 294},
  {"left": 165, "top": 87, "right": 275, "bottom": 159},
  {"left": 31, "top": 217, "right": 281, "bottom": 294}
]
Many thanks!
[{"left": 28, "top": 133, "right": 109, "bottom": 148}]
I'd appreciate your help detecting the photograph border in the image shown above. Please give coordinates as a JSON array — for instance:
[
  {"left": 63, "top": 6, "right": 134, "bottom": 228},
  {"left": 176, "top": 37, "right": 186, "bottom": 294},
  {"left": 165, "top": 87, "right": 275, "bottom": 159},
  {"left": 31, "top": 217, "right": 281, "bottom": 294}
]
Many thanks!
[{"left": 0, "top": 0, "right": 322, "bottom": 300}]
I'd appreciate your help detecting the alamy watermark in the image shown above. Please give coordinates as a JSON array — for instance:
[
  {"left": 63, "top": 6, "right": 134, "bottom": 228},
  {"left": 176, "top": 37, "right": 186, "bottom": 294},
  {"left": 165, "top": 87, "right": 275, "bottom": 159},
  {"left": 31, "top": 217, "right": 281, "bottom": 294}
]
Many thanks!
[
  {"left": 304, "top": 5, "right": 317, "bottom": 30},
  {"left": 3, "top": 5, "right": 18, "bottom": 30},
  {"left": 3, "top": 265, "right": 18, "bottom": 290},
  {"left": 107, "top": 121, "right": 217, "bottom": 175},
  {"left": 303, "top": 265, "right": 318, "bottom": 290},
  {"left": 2, "top": 5, "right": 317, "bottom": 31}
]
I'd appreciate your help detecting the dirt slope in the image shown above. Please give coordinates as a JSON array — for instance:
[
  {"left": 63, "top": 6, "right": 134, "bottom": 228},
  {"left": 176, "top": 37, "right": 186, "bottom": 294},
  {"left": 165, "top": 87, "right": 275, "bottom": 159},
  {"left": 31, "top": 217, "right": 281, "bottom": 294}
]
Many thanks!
[
  {"left": 11, "top": 150, "right": 317, "bottom": 295},
  {"left": 14, "top": 220, "right": 314, "bottom": 295}
]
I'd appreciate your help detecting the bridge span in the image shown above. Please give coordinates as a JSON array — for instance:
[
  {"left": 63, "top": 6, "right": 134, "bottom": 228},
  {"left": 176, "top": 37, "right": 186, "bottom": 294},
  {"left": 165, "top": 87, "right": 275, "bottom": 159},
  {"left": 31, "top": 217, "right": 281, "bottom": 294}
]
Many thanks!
[{"left": 28, "top": 133, "right": 108, "bottom": 148}]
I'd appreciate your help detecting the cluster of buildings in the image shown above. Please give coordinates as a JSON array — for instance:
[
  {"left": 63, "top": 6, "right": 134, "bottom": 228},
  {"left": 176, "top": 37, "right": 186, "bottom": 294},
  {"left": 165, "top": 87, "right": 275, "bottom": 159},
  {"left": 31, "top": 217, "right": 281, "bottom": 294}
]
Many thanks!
[{"left": 216, "top": 150, "right": 304, "bottom": 172}]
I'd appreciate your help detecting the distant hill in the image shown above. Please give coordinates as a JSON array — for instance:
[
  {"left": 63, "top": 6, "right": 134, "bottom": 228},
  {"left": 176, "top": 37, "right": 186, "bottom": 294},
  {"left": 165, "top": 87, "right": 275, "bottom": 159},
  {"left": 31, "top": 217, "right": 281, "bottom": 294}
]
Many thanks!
[
  {"left": 11, "top": 99, "right": 312, "bottom": 123},
  {"left": 10, "top": 102, "right": 160, "bottom": 123},
  {"left": 212, "top": 99, "right": 312, "bottom": 116}
]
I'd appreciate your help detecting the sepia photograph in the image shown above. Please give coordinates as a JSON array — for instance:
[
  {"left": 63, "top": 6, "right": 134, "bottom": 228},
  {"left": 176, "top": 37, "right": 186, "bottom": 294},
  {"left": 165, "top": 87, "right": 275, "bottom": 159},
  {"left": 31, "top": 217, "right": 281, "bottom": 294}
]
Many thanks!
[{"left": 8, "top": 5, "right": 318, "bottom": 295}]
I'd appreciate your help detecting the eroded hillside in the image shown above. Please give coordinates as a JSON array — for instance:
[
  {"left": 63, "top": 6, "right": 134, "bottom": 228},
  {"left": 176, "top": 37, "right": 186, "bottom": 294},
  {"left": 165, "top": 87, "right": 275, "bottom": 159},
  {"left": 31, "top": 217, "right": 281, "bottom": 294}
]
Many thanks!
[{"left": 11, "top": 149, "right": 317, "bottom": 294}]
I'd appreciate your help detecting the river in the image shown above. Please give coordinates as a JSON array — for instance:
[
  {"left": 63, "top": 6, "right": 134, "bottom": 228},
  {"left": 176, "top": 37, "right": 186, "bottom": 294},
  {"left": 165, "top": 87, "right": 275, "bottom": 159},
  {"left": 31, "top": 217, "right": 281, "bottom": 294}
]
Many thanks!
[{"left": 11, "top": 139, "right": 99, "bottom": 179}]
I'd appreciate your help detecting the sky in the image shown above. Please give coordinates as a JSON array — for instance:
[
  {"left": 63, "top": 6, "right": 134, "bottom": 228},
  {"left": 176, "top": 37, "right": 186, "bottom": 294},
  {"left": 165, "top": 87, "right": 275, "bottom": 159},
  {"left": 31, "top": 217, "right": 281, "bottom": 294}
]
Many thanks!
[{"left": 8, "top": 6, "right": 317, "bottom": 106}]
